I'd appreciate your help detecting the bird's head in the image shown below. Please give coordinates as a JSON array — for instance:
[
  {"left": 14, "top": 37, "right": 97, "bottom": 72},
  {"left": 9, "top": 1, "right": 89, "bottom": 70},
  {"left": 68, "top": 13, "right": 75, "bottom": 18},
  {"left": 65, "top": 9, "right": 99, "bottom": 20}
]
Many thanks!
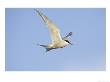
[{"left": 64, "top": 39, "right": 72, "bottom": 45}]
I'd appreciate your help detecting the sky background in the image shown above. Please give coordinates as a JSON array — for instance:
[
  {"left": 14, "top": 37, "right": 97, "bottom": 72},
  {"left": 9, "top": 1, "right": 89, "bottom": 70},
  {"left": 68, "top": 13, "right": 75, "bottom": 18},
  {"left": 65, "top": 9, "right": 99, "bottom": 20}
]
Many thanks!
[{"left": 5, "top": 8, "right": 106, "bottom": 71}]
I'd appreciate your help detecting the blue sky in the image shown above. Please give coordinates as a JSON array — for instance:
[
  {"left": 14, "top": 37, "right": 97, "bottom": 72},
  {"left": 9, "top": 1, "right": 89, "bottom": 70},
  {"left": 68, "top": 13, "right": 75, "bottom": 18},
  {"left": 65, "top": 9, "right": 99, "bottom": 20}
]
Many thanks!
[{"left": 5, "top": 8, "right": 106, "bottom": 71}]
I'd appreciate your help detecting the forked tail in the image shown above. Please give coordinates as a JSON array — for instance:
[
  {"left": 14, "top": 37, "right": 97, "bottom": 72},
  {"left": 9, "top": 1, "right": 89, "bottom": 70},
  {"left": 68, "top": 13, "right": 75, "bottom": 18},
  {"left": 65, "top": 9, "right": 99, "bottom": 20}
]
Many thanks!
[{"left": 37, "top": 44, "right": 53, "bottom": 52}]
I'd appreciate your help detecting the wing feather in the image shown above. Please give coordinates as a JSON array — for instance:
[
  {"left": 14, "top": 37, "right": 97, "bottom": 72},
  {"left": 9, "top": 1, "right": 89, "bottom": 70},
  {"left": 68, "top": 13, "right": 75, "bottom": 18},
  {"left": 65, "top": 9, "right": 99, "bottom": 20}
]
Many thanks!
[{"left": 35, "top": 9, "right": 62, "bottom": 43}]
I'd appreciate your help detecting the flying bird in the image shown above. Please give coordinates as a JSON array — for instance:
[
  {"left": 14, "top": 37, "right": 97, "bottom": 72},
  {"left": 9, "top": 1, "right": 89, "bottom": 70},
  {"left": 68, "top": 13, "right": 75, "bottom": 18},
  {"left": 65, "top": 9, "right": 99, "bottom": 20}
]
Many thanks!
[{"left": 34, "top": 9, "right": 72, "bottom": 52}]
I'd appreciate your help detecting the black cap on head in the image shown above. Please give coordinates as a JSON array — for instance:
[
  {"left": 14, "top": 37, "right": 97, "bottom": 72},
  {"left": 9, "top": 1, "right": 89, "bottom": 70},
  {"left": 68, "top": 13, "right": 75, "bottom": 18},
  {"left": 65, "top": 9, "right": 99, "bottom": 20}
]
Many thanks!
[{"left": 65, "top": 39, "right": 72, "bottom": 45}]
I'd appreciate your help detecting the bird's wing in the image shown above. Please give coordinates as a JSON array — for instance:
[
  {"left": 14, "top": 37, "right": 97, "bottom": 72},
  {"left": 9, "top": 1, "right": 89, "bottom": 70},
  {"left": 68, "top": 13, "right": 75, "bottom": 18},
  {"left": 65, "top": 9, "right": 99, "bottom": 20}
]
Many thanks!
[
  {"left": 34, "top": 9, "right": 62, "bottom": 43},
  {"left": 62, "top": 32, "right": 72, "bottom": 40}
]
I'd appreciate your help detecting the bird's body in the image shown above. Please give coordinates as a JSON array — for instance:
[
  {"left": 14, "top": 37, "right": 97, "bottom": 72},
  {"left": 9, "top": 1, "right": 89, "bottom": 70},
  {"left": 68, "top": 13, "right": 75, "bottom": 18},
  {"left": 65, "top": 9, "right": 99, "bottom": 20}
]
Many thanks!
[
  {"left": 34, "top": 9, "right": 72, "bottom": 52},
  {"left": 49, "top": 40, "right": 69, "bottom": 48}
]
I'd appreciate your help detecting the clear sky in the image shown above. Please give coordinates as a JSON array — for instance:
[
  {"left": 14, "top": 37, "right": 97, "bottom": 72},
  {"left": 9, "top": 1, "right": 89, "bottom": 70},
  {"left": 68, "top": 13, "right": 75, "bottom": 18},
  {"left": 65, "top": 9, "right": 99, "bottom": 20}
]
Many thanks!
[{"left": 5, "top": 8, "right": 106, "bottom": 71}]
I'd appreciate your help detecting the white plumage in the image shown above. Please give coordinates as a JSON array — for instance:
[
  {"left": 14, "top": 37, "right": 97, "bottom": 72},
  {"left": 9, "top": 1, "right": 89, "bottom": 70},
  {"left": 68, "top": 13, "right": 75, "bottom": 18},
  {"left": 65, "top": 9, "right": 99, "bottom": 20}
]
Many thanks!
[{"left": 34, "top": 9, "right": 72, "bottom": 52}]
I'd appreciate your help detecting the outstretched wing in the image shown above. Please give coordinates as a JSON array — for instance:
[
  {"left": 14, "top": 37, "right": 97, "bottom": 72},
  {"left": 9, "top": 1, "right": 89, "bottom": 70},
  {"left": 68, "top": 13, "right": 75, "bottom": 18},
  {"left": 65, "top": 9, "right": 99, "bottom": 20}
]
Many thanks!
[
  {"left": 34, "top": 9, "right": 62, "bottom": 43},
  {"left": 62, "top": 32, "right": 72, "bottom": 40}
]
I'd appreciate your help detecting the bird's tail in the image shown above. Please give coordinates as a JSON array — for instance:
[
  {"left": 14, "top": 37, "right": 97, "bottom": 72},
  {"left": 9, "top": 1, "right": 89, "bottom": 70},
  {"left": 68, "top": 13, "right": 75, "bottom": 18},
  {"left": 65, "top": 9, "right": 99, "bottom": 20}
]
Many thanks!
[{"left": 37, "top": 44, "right": 52, "bottom": 52}]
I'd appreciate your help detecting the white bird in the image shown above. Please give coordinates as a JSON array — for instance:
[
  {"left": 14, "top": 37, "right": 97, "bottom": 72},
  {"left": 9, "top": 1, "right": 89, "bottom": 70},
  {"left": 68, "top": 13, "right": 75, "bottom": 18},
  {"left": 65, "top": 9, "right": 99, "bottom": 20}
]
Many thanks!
[{"left": 34, "top": 9, "right": 72, "bottom": 52}]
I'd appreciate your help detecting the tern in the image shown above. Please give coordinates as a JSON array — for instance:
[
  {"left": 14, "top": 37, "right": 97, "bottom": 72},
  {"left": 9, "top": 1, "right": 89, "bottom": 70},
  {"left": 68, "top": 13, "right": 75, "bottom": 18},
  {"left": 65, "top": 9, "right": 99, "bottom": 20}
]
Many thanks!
[{"left": 34, "top": 9, "right": 72, "bottom": 52}]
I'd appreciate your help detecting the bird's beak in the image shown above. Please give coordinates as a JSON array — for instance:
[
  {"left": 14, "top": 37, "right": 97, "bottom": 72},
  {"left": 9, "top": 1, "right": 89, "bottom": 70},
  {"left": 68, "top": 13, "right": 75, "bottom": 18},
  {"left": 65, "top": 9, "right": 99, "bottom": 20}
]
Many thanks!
[{"left": 69, "top": 42, "right": 72, "bottom": 45}]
